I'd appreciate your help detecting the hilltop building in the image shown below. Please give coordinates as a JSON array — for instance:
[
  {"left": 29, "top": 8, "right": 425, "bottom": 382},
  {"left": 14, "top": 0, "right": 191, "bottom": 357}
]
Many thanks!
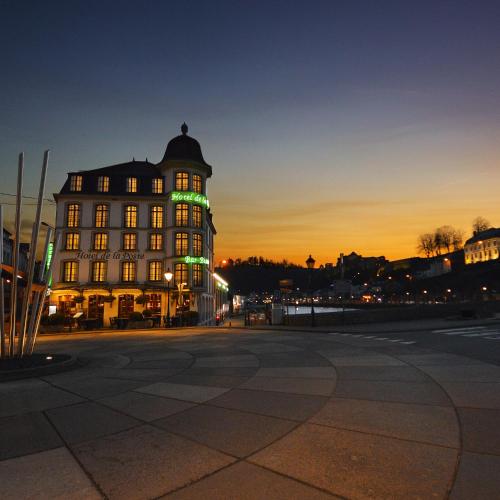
[
  {"left": 464, "top": 228, "right": 500, "bottom": 264},
  {"left": 50, "top": 124, "right": 228, "bottom": 326}
]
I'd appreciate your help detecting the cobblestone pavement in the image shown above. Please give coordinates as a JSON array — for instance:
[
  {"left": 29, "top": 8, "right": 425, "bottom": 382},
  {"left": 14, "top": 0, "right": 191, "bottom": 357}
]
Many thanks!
[{"left": 1, "top": 327, "right": 499, "bottom": 499}]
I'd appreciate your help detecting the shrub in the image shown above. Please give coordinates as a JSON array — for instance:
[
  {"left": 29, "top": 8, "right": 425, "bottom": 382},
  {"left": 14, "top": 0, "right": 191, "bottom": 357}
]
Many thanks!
[
  {"left": 128, "top": 311, "right": 144, "bottom": 321},
  {"left": 41, "top": 313, "right": 66, "bottom": 326},
  {"left": 135, "top": 295, "right": 147, "bottom": 305},
  {"left": 142, "top": 309, "right": 153, "bottom": 318}
]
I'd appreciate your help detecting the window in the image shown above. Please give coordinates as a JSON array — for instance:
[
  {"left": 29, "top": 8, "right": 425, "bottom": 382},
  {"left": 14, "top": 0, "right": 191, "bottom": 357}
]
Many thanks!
[
  {"left": 192, "top": 174, "right": 202, "bottom": 194},
  {"left": 124, "top": 205, "right": 137, "bottom": 228},
  {"left": 97, "top": 176, "right": 109, "bottom": 192},
  {"left": 149, "top": 233, "right": 163, "bottom": 250},
  {"left": 175, "top": 172, "right": 189, "bottom": 191},
  {"left": 93, "top": 233, "right": 108, "bottom": 250},
  {"left": 174, "top": 263, "right": 188, "bottom": 285},
  {"left": 63, "top": 261, "right": 78, "bottom": 282},
  {"left": 193, "top": 233, "right": 203, "bottom": 256},
  {"left": 91, "top": 261, "right": 107, "bottom": 282},
  {"left": 193, "top": 264, "right": 203, "bottom": 287},
  {"left": 175, "top": 203, "right": 189, "bottom": 226},
  {"left": 65, "top": 232, "right": 80, "bottom": 250},
  {"left": 95, "top": 204, "right": 109, "bottom": 227},
  {"left": 122, "top": 261, "right": 136, "bottom": 281},
  {"left": 150, "top": 205, "right": 164, "bottom": 228},
  {"left": 152, "top": 178, "right": 163, "bottom": 194},
  {"left": 66, "top": 204, "right": 80, "bottom": 228},
  {"left": 70, "top": 175, "right": 82, "bottom": 192},
  {"left": 146, "top": 293, "right": 161, "bottom": 314},
  {"left": 123, "top": 232, "right": 137, "bottom": 250},
  {"left": 148, "top": 261, "right": 162, "bottom": 281},
  {"left": 175, "top": 232, "right": 189, "bottom": 256},
  {"left": 192, "top": 205, "right": 202, "bottom": 228},
  {"left": 126, "top": 177, "right": 138, "bottom": 193}
]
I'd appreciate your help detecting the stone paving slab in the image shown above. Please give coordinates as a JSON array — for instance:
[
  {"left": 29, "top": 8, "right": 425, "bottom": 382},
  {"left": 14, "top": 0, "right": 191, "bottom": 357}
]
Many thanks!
[
  {"left": 165, "top": 461, "right": 336, "bottom": 499},
  {"left": 458, "top": 407, "right": 500, "bottom": 455},
  {"left": 419, "top": 363, "right": 500, "bottom": 382},
  {"left": 0, "top": 447, "right": 102, "bottom": 499},
  {"left": 397, "top": 353, "right": 485, "bottom": 366},
  {"left": 193, "top": 355, "right": 259, "bottom": 368},
  {"left": 239, "top": 376, "right": 335, "bottom": 396},
  {"left": 136, "top": 381, "right": 230, "bottom": 403},
  {"left": 438, "top": 381, "right": 500, "bottom": 409},
  {"left": 320, "top": 353, "right": 407, "bottom": 367},
  {"left": 334, "top": 365, "right": 430, "bottom": 382},
  {"left": 155, "top": 405, "right": 297, "bottom": 457},
  {"left": 254, "top": 366, "right": 336, "bottom": 379},
  {"left": 73, "top": 425, "right": 235, "bottom": 499},
  {"left": 241, "top": 342, "right": 302, "bottom": 354},
  {"left": 250, "top": 423, "right": 457, "bottom": 499}
]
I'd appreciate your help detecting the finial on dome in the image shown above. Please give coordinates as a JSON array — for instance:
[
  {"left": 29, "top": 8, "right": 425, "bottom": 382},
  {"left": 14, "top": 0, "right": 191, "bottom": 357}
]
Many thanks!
[{"left": 181, "top": 122, "right": 188, "bottom": 135}]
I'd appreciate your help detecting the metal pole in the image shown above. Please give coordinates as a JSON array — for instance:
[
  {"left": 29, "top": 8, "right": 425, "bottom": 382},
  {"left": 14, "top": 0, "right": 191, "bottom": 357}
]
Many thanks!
[
  {"left": 9, "top": 153, "right": 23, "bottom": 357},
  {"left": 166, "top": 281, "right": 170, "bottom": 327},
  {"left": 0, "top": 204, "right": 5, "bottom": 358}
]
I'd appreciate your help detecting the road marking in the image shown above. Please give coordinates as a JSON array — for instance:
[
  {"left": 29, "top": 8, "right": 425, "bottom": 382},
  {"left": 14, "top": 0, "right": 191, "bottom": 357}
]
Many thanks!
[
  {"left": 433, "top": 326, "right": 486, "bottom": 334},
  {"left": 388, "top": 339, "right": 403, "bottom": 342},
  {"left": 376, "top": 337, "right": 389, "bottom": 340},
  {"left": 400, "top": 341, "right": 416, "bottom": 345},
  {"left": 462, "top": 331, "right": 500, "bottom": 337}
]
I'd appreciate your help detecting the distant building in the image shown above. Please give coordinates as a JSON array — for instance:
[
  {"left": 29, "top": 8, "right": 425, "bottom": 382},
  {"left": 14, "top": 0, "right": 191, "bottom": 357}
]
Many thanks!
[
  {"left": 336, "top": 252, "right": 387, "bottom": 275},
  {"left": 464, "top": 228, "right": 500, "bottom": 265}
]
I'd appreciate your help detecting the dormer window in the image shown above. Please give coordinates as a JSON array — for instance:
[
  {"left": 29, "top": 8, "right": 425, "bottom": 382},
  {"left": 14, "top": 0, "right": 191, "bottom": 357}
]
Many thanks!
[
  {"left": 175, "top": 172, "right": 189, "bottom": 191},
  {"left": 70, "top": 175, "right": 82, "bottom": 192},
  {"left": 152, "top": 178, "right": 163, "bottom": 194},
  {"left": 126, "top": 177, "right": 138, "bottom": 193},
  {"left": 97, "top": 176, "right": 109, "bottom": 192}
]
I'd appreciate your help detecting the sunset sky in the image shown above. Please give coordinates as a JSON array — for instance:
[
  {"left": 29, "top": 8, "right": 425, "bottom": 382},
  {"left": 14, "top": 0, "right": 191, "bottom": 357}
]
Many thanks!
[{"left": 1, "top": 1, "right": 499, "bottom": 265}]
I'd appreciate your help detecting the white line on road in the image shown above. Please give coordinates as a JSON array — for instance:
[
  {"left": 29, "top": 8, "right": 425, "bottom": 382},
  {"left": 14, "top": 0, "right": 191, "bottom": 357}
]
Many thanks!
[
  {"left": 433, "top": 326, "right": 486, "bottom": 334},
  {"left": 400, "top": 341, "right": 416, "bottom": 345}
]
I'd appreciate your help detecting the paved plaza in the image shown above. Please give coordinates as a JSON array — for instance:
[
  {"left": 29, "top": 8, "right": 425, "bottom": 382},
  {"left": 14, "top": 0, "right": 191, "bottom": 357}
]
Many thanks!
[{"left": 1, "top": 326, "right": 500, "bottom": 499}]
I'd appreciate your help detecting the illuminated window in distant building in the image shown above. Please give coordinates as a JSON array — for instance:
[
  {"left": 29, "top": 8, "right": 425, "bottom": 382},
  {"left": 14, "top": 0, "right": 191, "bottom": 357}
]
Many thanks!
[
  {"left": 95, "top": 204, "right": 109, "bottom": 227},
  {"left": 122, "top": 261, "right": 136, "bottom": 281},
  {"left": 124, "top": 205, "right": 137, "bottom": 228},
  {"left": 175, "top": 232, "right": 189, "bottom": 256},
  {"left": 192, "top": 205, "right": 202, "bottom": 228},
  {"left": 63, "top": 261, "right": 78, "bottom": 282},
  {"left": 93, "top": 233, "right": 108, "bottom": 250},
  {"left": 175, "top": 172, "right": 189, "bottom": 191},
  {"left": 193, "top": 264, "right": 203, "bottom": 287},
  {"left": 126, "top": 177, "right": 138, "bottom": 193},
  {"left": 65, "top": 232, "right": 80, "bottom": 250},
  {"left": 150, "top": 205, "right": 164, "bottom": 228},
  {"left": 70, "top": 175, "right": 82, "bottom": 191},
  {"left": 174, "top": 263, "right": 188, "bottom": 285},
  {"left": 97, "top": 176, "right": 109, "bottom": 192},
  {"left": 149, "top": 233, "right": 163, "bottom": 250},
  {"left": 152, "top": 178, "right": 163, "bottom": 194},
  {"left": 66, "top": 204, "right": 80, "bottom": 228},
  {"left": 91, "top": 261, "right": 107, "bottom": 282},
  {"left": 148, "top": 261, "right": 162, "bottom": 281},
  {"left": 122, "top": 232, "right": 137, "bottom": 250},
  {"left": 192, "top": 174, "right": 202, "bottom": 194},
  {"left": 193, "top": 233, "right": 203, "bottom": 256},
  {"left": 175, "top": 203, "right": 189, "bottom": 226}
]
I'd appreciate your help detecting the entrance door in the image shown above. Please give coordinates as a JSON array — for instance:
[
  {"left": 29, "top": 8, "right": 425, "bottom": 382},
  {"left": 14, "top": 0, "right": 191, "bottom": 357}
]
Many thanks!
[
  {"left": 88, "top": 295, "right": 105, "bottom": 323},
  {"left": 118, "top": 294, "right": 134, "bottom": 317}
]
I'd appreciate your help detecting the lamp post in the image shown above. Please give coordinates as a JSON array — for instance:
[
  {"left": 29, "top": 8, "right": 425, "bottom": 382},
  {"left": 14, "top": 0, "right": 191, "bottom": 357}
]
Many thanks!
[
  {"left": 164, "top": 269, "right": 173, "bottom": 327},
  {"left": 306, "top": 254, "right": 316, "bottom": 327},
  {"left": 177, "top": 282, "right": 186, "bottom": 326}
]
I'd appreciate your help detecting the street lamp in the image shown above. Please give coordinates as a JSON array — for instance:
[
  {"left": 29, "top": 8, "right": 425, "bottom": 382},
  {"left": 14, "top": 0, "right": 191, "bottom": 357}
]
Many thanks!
[
  {"left": 177, "top": 282, "right": 187, "bottom": 326},
  {"left": 306, "top": 254, "right": 316, "bottom": 327},
  {"left": 164, "top": 269, "right": 173, "bottom": 327}
]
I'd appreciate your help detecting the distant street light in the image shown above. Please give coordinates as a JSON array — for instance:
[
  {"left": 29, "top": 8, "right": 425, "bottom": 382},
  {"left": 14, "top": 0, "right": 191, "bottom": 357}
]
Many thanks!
[
  {"left": 164, "top": 269, "right": 173, "bottom": 327},
  {"left": 306, "top": 254, "right": 316, "bottom": 327}
]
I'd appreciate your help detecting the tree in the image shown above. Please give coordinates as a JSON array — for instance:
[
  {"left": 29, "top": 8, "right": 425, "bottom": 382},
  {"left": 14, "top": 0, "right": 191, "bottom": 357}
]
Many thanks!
[
  {"left": 452, "top": 229, "right": 464, "bottom": 250},
  {"left": 417, "top": 233, "right": 436, "bottom": 258},
  {"left": 434, "top": 226, "right": 455, "bottom": 253},
  {"left": 472, "top": 216, "right": 490, "bottom": 234}
]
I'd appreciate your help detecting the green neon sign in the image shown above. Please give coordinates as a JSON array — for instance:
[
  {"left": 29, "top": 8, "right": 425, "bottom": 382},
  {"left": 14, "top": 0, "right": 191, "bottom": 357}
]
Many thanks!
[
  {"left": 46, "top": 242, "right": 54, "bottom": 272},
  {"left": 184, "top": 256, "right": 209, "bottom": 265},
  {"left": 171, "top": 191, "right": 209, "bottom": 208}
]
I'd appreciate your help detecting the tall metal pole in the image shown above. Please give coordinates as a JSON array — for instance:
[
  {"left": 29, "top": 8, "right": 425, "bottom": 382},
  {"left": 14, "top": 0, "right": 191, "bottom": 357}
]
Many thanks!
[
  {"left": 18, "top": 151, "right": 48, "bottom": 356},
  {"left": 0, "top": 204, "right": 5, "bottom": 358},
  {"left": 166, "top": 281, "right": 171, "bottom": 327},
  {"left": 9, "top": 153, "right": 23, "bottom": 356}
]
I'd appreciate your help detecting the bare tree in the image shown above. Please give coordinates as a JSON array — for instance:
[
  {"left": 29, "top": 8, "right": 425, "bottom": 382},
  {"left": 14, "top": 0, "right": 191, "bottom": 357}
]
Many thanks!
[
  {"left": 452, "top": 228, "right": 464, "bottom": 250},
  {"left": 435, "top": 226, "right": 455, "bottom": 253},
  {"left": 472, "top": 216, "right": 490, "bottom": 233},
  {"left": 417, "top": 233, "right": 435, "bottom": 258}
]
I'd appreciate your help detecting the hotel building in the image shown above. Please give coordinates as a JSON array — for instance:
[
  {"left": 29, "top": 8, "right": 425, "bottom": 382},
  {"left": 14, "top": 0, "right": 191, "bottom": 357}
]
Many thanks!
[
  {"left": 50, "top": 124, "right": 228, "bottom": 326},
  {"left": 464, "top": 228, "right": 500, "bottom": 265}
]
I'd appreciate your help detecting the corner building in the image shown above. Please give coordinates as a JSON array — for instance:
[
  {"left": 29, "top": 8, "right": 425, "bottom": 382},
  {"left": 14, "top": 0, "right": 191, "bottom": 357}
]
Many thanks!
[{"left": 50, "top": 124, "right": 226, "bottom": 326}]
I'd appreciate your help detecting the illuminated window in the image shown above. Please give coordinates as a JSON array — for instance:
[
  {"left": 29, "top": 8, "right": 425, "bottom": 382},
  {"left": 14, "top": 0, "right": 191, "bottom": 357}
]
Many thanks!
[
  {"left": 192, "top": 174, "right": 202, "bottom": 194},
  {"left": 193, "top": 233, "right": 203, "bottom": 256},
  {"left": 174, "top": 263, "right": 188, "bottom": 285},
  {"left": 123, "top": 233, "right": 137, "bottom": 250},
  {"left": 122, "top": 261, "right": 136, "bottom": 281},
  {"left": 152, "top": 178, "right": 163, "bottom": 194},
  {"left": 175, "top": 203, "right": 189, "bottom": 226},
  {"left": 66, "top": 204, "right": 80, "bottom": 228},
  {"left": 91, "top": 261, "right": 107, "bottom": 282},
  {"left": 192, "top": 205, "right": 202, "bottom": 228},
  {"left": 149, "top": 233, "right": 163, "bottom": 250},
  {"left": 150, "top": 205, "right": 164, "bottom": 228},
  {"left": 175, "top": 172, "right": 189, "bottom": 191},
  {"left": 193, "top": 264, "right": 203, "bottom": 287},
  {"left": 95, "top": 204, "right": 109, "bottom": 227},
  {"left": 126, "top": 177, "right": 138, "bottom": 193},
  {"left": 175, "top": 232, "right": 189, "bottom": 256},
  {"left": 148, "top": 261, "right": 162, "bottom": 281},
  {"left": 97, "top": 176, "right": 109, "bottom": 192},
  {"left": 124, "top": 205, "right": 137, "bottom": 228},
  {"left": 93, "top": 233, "right": 108, "bottom": 250},
  {"left": 65, "top": 232, "right": 80, "bottom": 250},
  {"left": 70, "top": 175, "right": 82, "bottom": 192},
  {"left": 63, "top": 261, "right": 78, "bottom": 282}
]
